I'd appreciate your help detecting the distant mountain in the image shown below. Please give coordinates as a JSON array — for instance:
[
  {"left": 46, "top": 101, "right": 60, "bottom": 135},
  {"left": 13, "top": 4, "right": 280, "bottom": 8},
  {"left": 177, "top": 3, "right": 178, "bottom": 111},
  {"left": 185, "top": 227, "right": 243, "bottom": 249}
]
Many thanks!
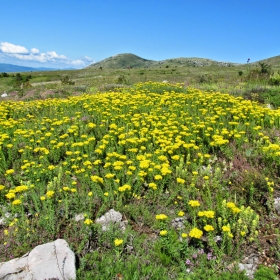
[
  {"left": 0, "top": 63, "right": 68, "bottom": 73},
  {"left": 87, "top": 53, "right": 280, "bottom": 70},
  {"left": 86, "top": 53, "right": 239, "bottom": 69},
  {"left": 87, "top": 53, "right": 156, "bottom": 69}
]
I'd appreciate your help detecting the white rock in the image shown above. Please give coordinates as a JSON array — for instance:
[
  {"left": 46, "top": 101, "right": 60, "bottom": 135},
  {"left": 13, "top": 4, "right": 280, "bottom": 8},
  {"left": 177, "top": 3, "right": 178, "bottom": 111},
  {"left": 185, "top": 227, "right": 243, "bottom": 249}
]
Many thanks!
[
  {"left": 74, "top": 213, "right": 85, "bottom": 222},
  {"left": 96, "top": 209, "right": 125, "bottom": 231},
  {"left": 238, "top": 263, "right": 257, "bottom": 279},
  {"left": 0, "top": 239, "right": 76, "bottom": 280},
  {"left": 0, "top": 212, "right": 11, "bottom": 226}
]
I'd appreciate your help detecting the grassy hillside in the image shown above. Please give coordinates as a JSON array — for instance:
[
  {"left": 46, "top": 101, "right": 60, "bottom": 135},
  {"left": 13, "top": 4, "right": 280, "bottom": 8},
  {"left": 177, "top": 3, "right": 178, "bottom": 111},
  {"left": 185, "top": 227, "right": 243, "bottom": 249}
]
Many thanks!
[
  {"left": 1, "top": 53, "right": 280, "bottom": 108},
  {"left": 254, "top": 55, "right": 280, "bottom": 68},
  {"left": 87, "top": 53, "right": 239, "bottom": 70},
  {"left": 88, "top": 53, "right": 156, "bottom": 69}
]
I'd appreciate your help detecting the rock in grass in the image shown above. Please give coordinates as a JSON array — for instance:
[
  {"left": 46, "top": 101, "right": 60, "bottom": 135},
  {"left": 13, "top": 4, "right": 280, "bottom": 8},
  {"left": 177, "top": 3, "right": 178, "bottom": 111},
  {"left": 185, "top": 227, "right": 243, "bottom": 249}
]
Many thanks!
[
  {"left": 0, "top": 239, "right": 76, "bottom": 280},
  {"left": 74, "top": 213, "right": 85, "bottom": 222},
  {"left": 274, "top": 197, "right": 280, "bottom": 215},
  {"left": 96, "top": 209, "right": 127, "bottom": 231}
]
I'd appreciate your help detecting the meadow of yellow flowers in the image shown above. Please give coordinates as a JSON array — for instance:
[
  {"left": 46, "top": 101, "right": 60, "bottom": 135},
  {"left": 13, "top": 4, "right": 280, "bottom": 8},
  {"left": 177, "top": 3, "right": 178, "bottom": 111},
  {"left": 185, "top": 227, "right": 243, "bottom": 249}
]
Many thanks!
[{"left": 0, "top": 82, "right": 279, "bottom": 277}]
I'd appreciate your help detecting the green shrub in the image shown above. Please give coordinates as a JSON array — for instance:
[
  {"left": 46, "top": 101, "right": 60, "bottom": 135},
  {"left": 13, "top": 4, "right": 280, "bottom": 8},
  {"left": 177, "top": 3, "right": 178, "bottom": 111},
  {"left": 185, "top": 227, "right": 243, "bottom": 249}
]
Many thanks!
[
  {"left": 269, "top": 72, "right": 280, "bottom": 86},
  {"left": 254, "top": 265, "right": 278, "bottom": 280}
]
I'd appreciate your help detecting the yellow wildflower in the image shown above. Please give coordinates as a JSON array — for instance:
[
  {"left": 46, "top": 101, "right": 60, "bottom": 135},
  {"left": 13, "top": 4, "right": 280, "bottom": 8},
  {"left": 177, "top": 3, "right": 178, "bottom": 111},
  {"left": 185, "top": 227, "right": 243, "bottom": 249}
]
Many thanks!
[
  {"left": 155, "top": 214, "right": 168, "bottom": 220},
  {"left": 84, "top": 218, "right": 93, "bottom": 225},
  {"left": 177, "top": 178, "right": 185, "bottom": 184},
  {"left": 114, "top": 239, "right": 124, "bottom": 246},
  {"left": 178, "top": 211, "right": 185, "bottom": 217},
  {"left": 189, "top": 228, "right": 203, "bottom": 239},
  {"left": 46, "top": 191, "right": 54, "bottom": 198},
  {"left": 5, "top": 169, "right": 14, "bottom": 175},
  {"left": 222, "top": 225, "right": 231, "bottom": 232},
  {"left": 5, "top": 192, "right": 15, "bottom": 199},
  {"left": 12, "top": 199, "right": 22, "bottom": 205},
  {"left": 204, "top": 225, "right": 214, "bottom": 232},
  {"left": 148, "top": 182, "right": 157, "bottom": 190},
  {"left": 188, "top": 200, "right": 200, "bottom": 207},
  {"left": 154, "top": 175, "right": 163, "bottom": 180}
]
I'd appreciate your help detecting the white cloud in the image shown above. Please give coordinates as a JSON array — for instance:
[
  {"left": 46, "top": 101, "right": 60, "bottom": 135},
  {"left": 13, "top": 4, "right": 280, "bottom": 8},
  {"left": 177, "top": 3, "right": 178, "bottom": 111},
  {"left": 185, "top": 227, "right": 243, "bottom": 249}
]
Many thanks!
[
  {"left": 71, "top": 59, "right": 87, "bottom": 66},
  {"left": 0, "top": 41, "right": 94, "bottom": 68},
  {"left": 46, "top": 51, "right": 67, "bottom": 60},
  {"left": 31, "top": 48, "right": 40, "bottom": 54},
  {"left": 0, "top": 42, "right": 29, "bottom": 54},
  {"left": 84, "top": 56, "right": 93, "bottom": 62}
]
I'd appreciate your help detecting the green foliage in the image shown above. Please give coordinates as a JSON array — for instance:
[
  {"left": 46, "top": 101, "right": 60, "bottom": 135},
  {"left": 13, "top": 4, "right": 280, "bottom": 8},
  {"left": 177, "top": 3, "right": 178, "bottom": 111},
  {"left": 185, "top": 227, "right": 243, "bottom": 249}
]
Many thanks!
[
  {"left": 246, "top": 63, "right": 272, "bottom": 82},
  {"left": 186, "top": 269, "right": 249, "bottom": 280},
  {"left": 198, "top": 74, "right": 213, "bottom": 84},
  {"left": 259, "top": 62, "right": 272, "bottom": 75},
  {"left": 60, "top": 75, "right": 75, "bottom": 85},
  {"left": 0, "top": 68, "right": 280, "bottom": 278},
  {"left": 1, "top": 72, "right": 9, "bottom": 77},
  {"left": 115, "top": 74, "right": 129, "bottom": 84},
  {"left": 245, "top": 87, "right": 280, "bottom": 108},
  {"left": 269, "top": 71, "right": 280, "bottom": 85},
  {"left": 254, "top": 265, "right": 278, "bottom": 280}
]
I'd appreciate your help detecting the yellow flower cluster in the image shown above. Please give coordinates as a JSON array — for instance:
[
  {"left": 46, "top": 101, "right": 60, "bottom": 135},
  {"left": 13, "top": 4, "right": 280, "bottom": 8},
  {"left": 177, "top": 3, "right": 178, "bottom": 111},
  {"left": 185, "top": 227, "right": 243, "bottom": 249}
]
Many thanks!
[
  {"left": 0, "top": 81, "right": 276, "bottom": 246},
  {"left": 188, "top": 200, "right": 200, "bottom": 207},
  {"left": 114, "top": 239, "right": 124, "bottom": 246},
  {"left": 189, "top": 228, "right": 203, "bottom": 239},
  {"left": 198, "top": 210, "right": 215, "bottom": 218},
  {"left": 118, "top": 184, "right": 131, "bottom": 192},
  {"left": 84, "top": 218, "right": 93, "bottom": 225},
  {"left": 226, "top": 202, "right": 241, "bottom": 214},
  {"left": 160, "top": 230, "right": 168, "bottom": 236},
  {"left": 204, "top": 225, "right": 214, "bottom": 232},
  {"left": 155, "top": 214, "right": 168, "bottom": 220}
]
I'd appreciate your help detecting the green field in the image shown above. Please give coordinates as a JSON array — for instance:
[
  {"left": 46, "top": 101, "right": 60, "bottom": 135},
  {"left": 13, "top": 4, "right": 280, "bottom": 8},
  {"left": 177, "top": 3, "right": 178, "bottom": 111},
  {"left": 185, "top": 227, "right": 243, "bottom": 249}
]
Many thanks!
[{"left": 0, "top": 55, "right": 280, "bottom": 279}]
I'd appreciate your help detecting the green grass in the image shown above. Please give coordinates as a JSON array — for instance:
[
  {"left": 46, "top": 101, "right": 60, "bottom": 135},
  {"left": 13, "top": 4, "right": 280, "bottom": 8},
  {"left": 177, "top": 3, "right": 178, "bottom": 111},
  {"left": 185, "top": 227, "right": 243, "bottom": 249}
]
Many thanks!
[
  {"left": 1, "top": 58, "right": 280, "bottom": 105},
  {"left": 0, "top": 81, "right": 280, "bottom": 279}
]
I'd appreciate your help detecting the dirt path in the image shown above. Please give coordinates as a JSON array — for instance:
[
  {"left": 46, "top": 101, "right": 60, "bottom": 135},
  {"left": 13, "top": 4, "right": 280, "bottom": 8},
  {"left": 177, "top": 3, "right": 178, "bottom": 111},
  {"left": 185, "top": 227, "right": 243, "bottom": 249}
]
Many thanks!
[{"left": 31, "top": 80, "right": 61, "bottom": 86}]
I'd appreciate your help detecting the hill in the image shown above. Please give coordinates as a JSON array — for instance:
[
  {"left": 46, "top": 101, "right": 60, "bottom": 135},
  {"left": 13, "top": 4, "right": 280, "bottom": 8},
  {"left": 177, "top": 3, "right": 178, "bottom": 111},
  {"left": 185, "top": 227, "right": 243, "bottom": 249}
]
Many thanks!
[
  {"left": 255, "top": 55, "right": 280, "bottom": 67},
  {"left": 88, "top": 53, "right": 156, "bottom": 69},
  {"left": 87, "top": 53, "right": 240, "bottom": 69}
]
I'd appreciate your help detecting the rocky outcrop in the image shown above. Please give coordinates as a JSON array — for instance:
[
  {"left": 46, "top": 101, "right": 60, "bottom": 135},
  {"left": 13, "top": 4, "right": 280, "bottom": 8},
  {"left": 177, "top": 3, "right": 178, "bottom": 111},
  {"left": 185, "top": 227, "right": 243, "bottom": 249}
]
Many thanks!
[{"left": 0, "top": 239, "right": 76, "bottom": 280}]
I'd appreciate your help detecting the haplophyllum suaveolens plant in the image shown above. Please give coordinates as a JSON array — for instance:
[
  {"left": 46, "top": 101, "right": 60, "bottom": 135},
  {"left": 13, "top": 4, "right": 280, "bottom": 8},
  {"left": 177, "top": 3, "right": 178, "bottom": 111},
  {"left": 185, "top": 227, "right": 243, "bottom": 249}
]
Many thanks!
[{"left": 0, "top": 82, "right": 278, "bottom": 276}]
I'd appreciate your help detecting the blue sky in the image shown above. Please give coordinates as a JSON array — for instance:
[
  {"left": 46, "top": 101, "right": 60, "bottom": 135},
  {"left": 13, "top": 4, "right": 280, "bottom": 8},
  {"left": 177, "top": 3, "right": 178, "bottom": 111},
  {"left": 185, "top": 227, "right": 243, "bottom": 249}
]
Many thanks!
[{"left": 0, "top": 0, "right": 279, "bottom": 69}]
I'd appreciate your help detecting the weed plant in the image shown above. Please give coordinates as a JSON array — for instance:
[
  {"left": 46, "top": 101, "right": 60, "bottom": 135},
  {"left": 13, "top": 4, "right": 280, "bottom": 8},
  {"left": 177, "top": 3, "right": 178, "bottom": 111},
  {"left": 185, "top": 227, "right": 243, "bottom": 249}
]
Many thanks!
[{"left": 0, "top": 82, "right": 279, "bottom": 278}]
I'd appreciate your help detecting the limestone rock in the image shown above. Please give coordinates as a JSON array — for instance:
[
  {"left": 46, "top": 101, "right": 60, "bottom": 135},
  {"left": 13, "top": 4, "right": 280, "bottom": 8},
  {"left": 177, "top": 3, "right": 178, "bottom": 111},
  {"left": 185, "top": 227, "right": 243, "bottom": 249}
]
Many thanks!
[
  {"left": 238, "top": 254, "right": 260, "bottom": 279},
  {"left": 96, "top": 209, "right": 127, "bottom": 231},
  {"left": 0, "top": 212, "right": 11, "bottom": 226},
  {"left": 274, "top": 197, "right": 280, "bottom": 215},
  {"left": 0, "top": 239, "right": 76, "bottom": 280},
  {"left": 74, "top": 213, "right": 85, "bottom": 222},
  {"left": 171, "top": 217, "right": 185, "bottom": 230}
]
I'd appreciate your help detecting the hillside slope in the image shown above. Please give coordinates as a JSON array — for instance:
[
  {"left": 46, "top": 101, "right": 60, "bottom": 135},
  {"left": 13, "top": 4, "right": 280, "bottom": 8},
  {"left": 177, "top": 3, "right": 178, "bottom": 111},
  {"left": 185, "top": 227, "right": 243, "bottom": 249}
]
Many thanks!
[{"left": 87, "top": 53, "right": 240, "bottom": 69}]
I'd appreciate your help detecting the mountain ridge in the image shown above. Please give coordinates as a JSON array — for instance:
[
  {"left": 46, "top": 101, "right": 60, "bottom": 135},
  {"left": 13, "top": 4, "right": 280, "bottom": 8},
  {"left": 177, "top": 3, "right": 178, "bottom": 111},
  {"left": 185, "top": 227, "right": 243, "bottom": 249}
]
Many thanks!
[
  {"left": 1, "top": 53, "right": 280, "bottom": 73},
  {"left": 87, "top": 53, "right": 280, "bottom": 69},
  {"left": 0, "top": 63, "right": 74, "bottom": 73}
]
